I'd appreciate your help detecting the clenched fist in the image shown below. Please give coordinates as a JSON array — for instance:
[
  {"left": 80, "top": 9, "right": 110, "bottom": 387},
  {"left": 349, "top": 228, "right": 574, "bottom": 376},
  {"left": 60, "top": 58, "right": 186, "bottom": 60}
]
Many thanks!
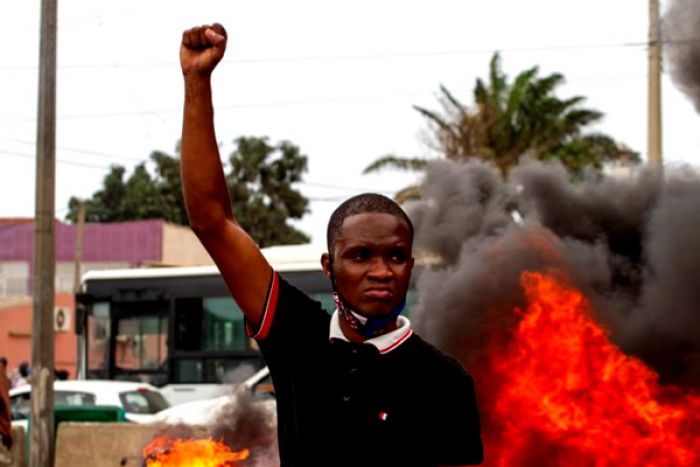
[{"left": 180, "top": 23, "right": 227, "bottom": 76}]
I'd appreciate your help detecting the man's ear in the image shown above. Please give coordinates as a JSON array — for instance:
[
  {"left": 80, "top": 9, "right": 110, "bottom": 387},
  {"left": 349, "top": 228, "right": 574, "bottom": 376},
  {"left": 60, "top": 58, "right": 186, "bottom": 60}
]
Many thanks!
[{"left": 321, "top": 253, "right": 333, "bottom": 279}]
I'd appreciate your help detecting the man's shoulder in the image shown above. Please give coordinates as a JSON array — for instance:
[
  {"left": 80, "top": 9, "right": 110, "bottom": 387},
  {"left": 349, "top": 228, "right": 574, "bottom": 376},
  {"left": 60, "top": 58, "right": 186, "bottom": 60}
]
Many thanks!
[
  {"left": 277, "top": 275, "right": 328, "bottom": 314},
  {"left": 261, "top": 273, "right": 331, "bottom": 341}
]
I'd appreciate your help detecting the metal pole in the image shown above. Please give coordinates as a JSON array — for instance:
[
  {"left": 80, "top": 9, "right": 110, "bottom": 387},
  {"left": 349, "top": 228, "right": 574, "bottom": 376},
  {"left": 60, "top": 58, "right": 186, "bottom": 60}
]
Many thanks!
[
  {"left": 648, "top": 0, "right": 663, "bottom": 165},
  {"left": 73, "top": 199, "right": 85, "bottom": 293},
  {"left": 31, "top": 1, "right": 58, "bottom": 466}
]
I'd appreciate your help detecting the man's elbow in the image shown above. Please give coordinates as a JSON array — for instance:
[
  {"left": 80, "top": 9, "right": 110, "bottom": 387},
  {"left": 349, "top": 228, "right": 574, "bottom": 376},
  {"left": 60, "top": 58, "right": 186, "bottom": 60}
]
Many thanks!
[{"left": 186, "top": 205, "right": 231, "bottom": 236}]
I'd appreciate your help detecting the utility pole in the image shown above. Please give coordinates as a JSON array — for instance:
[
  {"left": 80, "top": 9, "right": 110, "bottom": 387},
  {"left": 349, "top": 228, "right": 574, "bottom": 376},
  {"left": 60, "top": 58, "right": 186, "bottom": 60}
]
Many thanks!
[
  {"left": 31, "top": 1, "right": 58, "bottom": 466},
  {"left": 648, "top": 0, "right": 663, "bottom": 166},
  {"left": 72, "top": 199, "right": 86, "bottom": 293}
]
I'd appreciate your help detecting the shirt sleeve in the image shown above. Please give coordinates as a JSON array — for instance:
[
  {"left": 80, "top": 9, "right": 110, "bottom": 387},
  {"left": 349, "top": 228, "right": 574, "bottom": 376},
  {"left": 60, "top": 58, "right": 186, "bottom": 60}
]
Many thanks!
[
  {"left": 245, "top": 270, "right": 281, "bottom": 340},
  {"left": 246, "top": 272, "right": 331, "bottom": 364}
]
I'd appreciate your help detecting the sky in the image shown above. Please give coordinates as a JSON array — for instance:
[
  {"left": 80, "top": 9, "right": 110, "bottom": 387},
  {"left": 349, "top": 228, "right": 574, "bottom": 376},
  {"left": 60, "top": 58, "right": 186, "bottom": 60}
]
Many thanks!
[{"left": 1, "top": 0, "right": 699, "bottom": 247}]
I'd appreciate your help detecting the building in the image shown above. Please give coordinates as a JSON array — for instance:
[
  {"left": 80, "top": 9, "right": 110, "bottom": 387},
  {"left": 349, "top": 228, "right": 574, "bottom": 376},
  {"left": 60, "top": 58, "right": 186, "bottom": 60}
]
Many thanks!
[{"left": 0, "top": 218, "right": 212, "bottom": 378}]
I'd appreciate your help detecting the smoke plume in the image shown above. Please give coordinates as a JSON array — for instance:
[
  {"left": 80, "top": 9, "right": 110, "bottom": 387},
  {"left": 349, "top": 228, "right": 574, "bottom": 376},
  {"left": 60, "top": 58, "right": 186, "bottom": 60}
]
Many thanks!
[
  {"left": 210, "top": 390, "right": 278, "bottom": 467},
  {"left": 663, "top": 0, "right": 700, "bottom": 110},
  {"left": 407, "top": 159, "right": 700, "bottom": 387}
]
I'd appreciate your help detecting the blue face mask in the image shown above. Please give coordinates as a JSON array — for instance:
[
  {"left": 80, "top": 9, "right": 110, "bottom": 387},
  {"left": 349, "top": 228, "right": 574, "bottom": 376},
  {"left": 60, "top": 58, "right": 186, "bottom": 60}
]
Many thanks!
[{"left": 332, "top": 291, "right": 406, "bottom": 338}]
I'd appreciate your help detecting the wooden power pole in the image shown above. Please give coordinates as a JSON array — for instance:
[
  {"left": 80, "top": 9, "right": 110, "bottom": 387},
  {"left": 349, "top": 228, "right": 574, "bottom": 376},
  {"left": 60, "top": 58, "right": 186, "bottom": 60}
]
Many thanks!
[
  {"left": 73, "top": 199, "right": 86, "bottom": 293},
  {"left": 648, "top": 0, "right": 663, "bottom": 165},
  {"left": 31, "top": 0, "right": 58, "bottom": 466}
]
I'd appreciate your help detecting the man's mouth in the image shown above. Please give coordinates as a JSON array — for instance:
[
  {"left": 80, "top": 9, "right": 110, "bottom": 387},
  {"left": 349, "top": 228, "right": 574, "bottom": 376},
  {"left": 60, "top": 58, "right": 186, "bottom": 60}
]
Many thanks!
[{"left": 364, "top": 288, "right": 392, "bottom": 300}]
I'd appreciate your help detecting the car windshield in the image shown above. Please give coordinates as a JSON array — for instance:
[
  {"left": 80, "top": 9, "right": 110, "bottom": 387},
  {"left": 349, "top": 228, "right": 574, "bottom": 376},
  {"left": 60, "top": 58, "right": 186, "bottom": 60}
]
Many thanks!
[
  {"left": 55, "top": 391, "right": 97, "bottom": 406},
  {"left": 119, "top": 389, "right": 170, "bottom": 414}
]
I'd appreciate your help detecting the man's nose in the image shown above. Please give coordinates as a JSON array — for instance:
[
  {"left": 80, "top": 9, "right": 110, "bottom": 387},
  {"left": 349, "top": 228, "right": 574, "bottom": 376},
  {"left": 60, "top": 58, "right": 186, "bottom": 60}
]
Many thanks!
[{"left": 368, "top": 257, "right": 393, "bottom": 279}]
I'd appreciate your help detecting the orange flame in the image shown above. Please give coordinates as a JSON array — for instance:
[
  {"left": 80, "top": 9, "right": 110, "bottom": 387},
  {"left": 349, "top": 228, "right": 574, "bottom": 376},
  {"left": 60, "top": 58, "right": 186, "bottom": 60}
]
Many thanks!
[
  {"left": 142, "top": 436, "right": 250, "bottom": 467},
  {"left": 476, "top": 271, "right": 700, "bottom": 466}
]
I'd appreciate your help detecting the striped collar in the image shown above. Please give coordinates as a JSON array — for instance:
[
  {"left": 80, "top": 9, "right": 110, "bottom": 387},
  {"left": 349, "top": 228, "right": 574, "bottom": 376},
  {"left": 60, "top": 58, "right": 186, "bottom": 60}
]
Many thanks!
[{"left": 329, "top": 311, "right": 413, "bottom": 354}]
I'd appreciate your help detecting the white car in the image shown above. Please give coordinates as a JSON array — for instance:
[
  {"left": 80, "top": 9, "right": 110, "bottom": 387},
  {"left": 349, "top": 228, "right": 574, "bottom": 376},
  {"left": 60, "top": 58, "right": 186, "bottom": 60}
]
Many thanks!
[
  {"left": 9, "top": 379, "right": 171, "bottom": 428},
  {"left": 152, "top": 366, "right": 275, "bottom": 426}
]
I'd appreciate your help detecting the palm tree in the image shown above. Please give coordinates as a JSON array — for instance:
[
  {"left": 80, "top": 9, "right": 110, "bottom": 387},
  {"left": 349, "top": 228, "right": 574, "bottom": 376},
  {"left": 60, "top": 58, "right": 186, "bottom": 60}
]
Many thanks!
[{"left": 365, "top": 53, "right": 638, "bottom": 198}]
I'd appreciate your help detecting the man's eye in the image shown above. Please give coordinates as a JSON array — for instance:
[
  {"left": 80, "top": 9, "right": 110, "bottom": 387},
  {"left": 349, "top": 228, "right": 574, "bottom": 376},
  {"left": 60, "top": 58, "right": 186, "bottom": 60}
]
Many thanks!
[
  {"left": 352, "top": 249, "right": 370, "bottom": 260},
  {"left": 389, "top": 250, "right": 408, "bottom": 262}
]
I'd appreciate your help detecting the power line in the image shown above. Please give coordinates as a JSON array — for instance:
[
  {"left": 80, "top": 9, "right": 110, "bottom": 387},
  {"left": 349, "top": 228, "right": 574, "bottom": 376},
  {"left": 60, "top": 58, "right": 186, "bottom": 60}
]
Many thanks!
[
  {"left": 2, "top": 149, "right": 409, "bottom": 196},
  {"left": 0, "top": 38, "right": 664, "bottom": 72},
  {"left": 0, "top": 137, "right": 149, "bottom": 163},
  {"left": 1, "top": 149, "right": 112, "bottom": 170},
  {"left": 0, "top": 73, "right": 647, "bottom": 123},
  {"left": 0, "top": 91, "right": 431, "bottom": 122}
]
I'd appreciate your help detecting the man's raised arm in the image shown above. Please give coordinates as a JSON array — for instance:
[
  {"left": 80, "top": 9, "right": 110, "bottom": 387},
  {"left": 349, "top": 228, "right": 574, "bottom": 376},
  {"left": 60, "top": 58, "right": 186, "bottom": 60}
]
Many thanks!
[{"left": 180, "top": 23, "right": 272, "bottom": 328}]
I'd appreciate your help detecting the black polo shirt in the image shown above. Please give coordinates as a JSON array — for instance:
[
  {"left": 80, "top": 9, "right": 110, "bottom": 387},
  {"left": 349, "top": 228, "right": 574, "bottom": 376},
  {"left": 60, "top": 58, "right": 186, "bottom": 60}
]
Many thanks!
[{"left": 248, "top": 272, "right": 483, "bottom": 467}]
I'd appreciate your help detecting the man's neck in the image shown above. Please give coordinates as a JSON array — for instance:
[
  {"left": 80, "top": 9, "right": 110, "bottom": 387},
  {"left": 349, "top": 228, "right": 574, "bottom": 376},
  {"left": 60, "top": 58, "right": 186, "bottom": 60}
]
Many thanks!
[{"left": 339, "top": 314, "right": 398, "bottom": 343}]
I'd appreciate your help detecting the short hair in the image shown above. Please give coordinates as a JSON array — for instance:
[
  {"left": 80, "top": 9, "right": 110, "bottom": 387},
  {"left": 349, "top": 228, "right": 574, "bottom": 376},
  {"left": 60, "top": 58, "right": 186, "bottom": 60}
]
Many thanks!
[{"left": 326, "top": 193, "right": 414, "bottom": 251}]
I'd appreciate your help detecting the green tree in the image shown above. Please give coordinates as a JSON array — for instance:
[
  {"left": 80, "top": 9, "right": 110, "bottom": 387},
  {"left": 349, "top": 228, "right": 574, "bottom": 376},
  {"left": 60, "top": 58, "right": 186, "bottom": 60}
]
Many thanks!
[
  {"left": 66, "top": 137, "right": 310, "bottom": 247},
  {"left": 66, "top": 153, "right": 185, "bottom": 224},
  {"left": 365, "top": 53, "right": 639, "bottom": 199},
  {"left": 227, "top": 136, "right": 310, "bottom": 247},
  {"left": 66, "top": 165, "right": 128, "bottom": 223}
]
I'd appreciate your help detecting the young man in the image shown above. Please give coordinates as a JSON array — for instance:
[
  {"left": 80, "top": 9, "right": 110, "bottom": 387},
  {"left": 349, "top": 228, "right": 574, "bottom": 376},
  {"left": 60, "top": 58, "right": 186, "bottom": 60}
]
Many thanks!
[{"left": 180, "top": 23, "right": 483, "bottom": 466}]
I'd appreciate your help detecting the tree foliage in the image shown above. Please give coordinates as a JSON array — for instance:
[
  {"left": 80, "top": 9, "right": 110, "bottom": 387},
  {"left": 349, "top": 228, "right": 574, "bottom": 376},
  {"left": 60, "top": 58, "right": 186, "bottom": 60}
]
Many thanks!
[
  {"left": 226, "top": 136, "right": 310, "bottom": 246},
  {"left": 365, "top": 53, "right": 639, "bottom": 185},
  {"left": 66, "top": 136, "right": 310, "bottom": 247}
]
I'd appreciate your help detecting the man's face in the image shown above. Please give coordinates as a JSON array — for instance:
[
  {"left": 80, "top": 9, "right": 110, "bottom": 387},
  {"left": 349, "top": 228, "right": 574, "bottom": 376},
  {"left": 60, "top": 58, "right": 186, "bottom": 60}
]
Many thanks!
[{"left": 322, "top": 212, "right": 414, "bottom": 318}]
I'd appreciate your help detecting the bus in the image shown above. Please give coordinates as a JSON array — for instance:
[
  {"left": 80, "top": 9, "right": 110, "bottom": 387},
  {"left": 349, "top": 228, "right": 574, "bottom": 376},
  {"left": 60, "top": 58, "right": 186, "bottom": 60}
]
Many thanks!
[{"left": 75, "top": 244, "right": 419, "bottom": 405}]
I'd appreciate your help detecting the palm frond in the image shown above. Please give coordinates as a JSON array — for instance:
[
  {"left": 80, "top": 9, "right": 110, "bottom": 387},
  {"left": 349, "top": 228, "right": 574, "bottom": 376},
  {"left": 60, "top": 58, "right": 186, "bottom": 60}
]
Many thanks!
[
  {"left": 362, "top": 155, "right": 431, "bottom": 174},
  {"left": 394, "top": 185, "right": 422, "bottom": 204}
]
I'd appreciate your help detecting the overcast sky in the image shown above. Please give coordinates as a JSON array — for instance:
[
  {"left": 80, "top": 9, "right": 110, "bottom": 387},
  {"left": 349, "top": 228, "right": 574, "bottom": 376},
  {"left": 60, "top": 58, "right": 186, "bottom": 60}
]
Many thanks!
[{"left": 1, "top": 0, "right": 698, "bottom": 247}]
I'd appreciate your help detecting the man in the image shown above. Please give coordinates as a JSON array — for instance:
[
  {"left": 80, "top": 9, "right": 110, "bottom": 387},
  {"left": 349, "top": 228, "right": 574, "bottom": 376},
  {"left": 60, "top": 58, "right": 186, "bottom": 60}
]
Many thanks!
[
  {"left": 180, "top": 23, "right": 483, "bottom": 466},
  {"left": 12, "top": 362, "right": 29, "bottom": 389},
  {"left": 0, "top": 357, "right": 12, "bottom": 466}
]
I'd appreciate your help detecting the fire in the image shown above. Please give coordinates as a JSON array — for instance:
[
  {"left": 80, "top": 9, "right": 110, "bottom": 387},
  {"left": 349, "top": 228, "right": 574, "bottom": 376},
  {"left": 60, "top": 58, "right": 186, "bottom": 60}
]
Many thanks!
[
  {"left": 142, "top": 436, "right": 250, "bottom": 467},
  {"left": 476, "top": 271, "right": 700, "bottom": 466}
]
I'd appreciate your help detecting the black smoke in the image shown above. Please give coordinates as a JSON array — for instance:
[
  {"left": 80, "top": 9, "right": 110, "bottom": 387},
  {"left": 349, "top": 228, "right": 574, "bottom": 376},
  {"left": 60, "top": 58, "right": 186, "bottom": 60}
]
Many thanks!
[
  {"left": 663, "top": 0, "right": 700, "bottom": 110},
  {"left": 407, "top": 158, "right": 700, "bottom": 387}
]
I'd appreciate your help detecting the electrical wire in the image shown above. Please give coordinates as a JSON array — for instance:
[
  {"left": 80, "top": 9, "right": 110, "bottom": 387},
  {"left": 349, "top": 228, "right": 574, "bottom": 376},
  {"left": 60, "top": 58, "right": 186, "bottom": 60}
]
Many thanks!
[{"left": 0, "top": 37, "right": 685, "bottom": 72}]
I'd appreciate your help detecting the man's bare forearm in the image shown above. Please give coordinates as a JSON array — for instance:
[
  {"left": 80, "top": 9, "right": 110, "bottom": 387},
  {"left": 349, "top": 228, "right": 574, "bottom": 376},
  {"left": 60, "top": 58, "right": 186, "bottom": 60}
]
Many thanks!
[{"left": 181, "top": 74, "right": 234, "bottom": 234}]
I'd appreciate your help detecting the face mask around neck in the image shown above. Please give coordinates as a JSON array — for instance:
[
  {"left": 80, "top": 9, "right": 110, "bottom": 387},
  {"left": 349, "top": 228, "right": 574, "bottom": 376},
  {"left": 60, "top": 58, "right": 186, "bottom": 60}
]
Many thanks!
[{"left": 332, "top": 291, "right": 406, "bottom": 338}]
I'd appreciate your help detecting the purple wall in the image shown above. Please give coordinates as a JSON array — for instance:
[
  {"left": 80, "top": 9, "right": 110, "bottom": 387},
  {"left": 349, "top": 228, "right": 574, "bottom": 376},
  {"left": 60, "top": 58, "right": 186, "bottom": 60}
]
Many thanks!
[
  {"left": 0, "top": 219, "right": 164, "bottom": 264},
  {"left": 0, "top": 221, "right": 33, "bottom": 260}
]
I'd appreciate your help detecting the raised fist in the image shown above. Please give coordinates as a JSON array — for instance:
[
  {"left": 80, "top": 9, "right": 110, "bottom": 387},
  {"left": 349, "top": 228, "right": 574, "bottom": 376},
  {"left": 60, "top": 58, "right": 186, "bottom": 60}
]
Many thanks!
[{"left": 180, "top": 23, "right": 227, "bottom": 76}]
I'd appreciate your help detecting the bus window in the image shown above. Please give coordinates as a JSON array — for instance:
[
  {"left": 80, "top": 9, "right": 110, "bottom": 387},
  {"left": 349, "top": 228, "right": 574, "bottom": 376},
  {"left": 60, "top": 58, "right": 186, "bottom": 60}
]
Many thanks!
[
  {"left": 203, "top": 297, "right": 246, "bottom": 351},
  {"left": 87, "top": 302, "right": 110, "bottom": 379},
  {"left": 174, "top": 297, "right": 247, "bottom": 352},
  {"left": 114, "top": 314, "right": 168, "bottom": 371},
  {"left": 309, "top": 293, "right": 335, "bottom": 313}
]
